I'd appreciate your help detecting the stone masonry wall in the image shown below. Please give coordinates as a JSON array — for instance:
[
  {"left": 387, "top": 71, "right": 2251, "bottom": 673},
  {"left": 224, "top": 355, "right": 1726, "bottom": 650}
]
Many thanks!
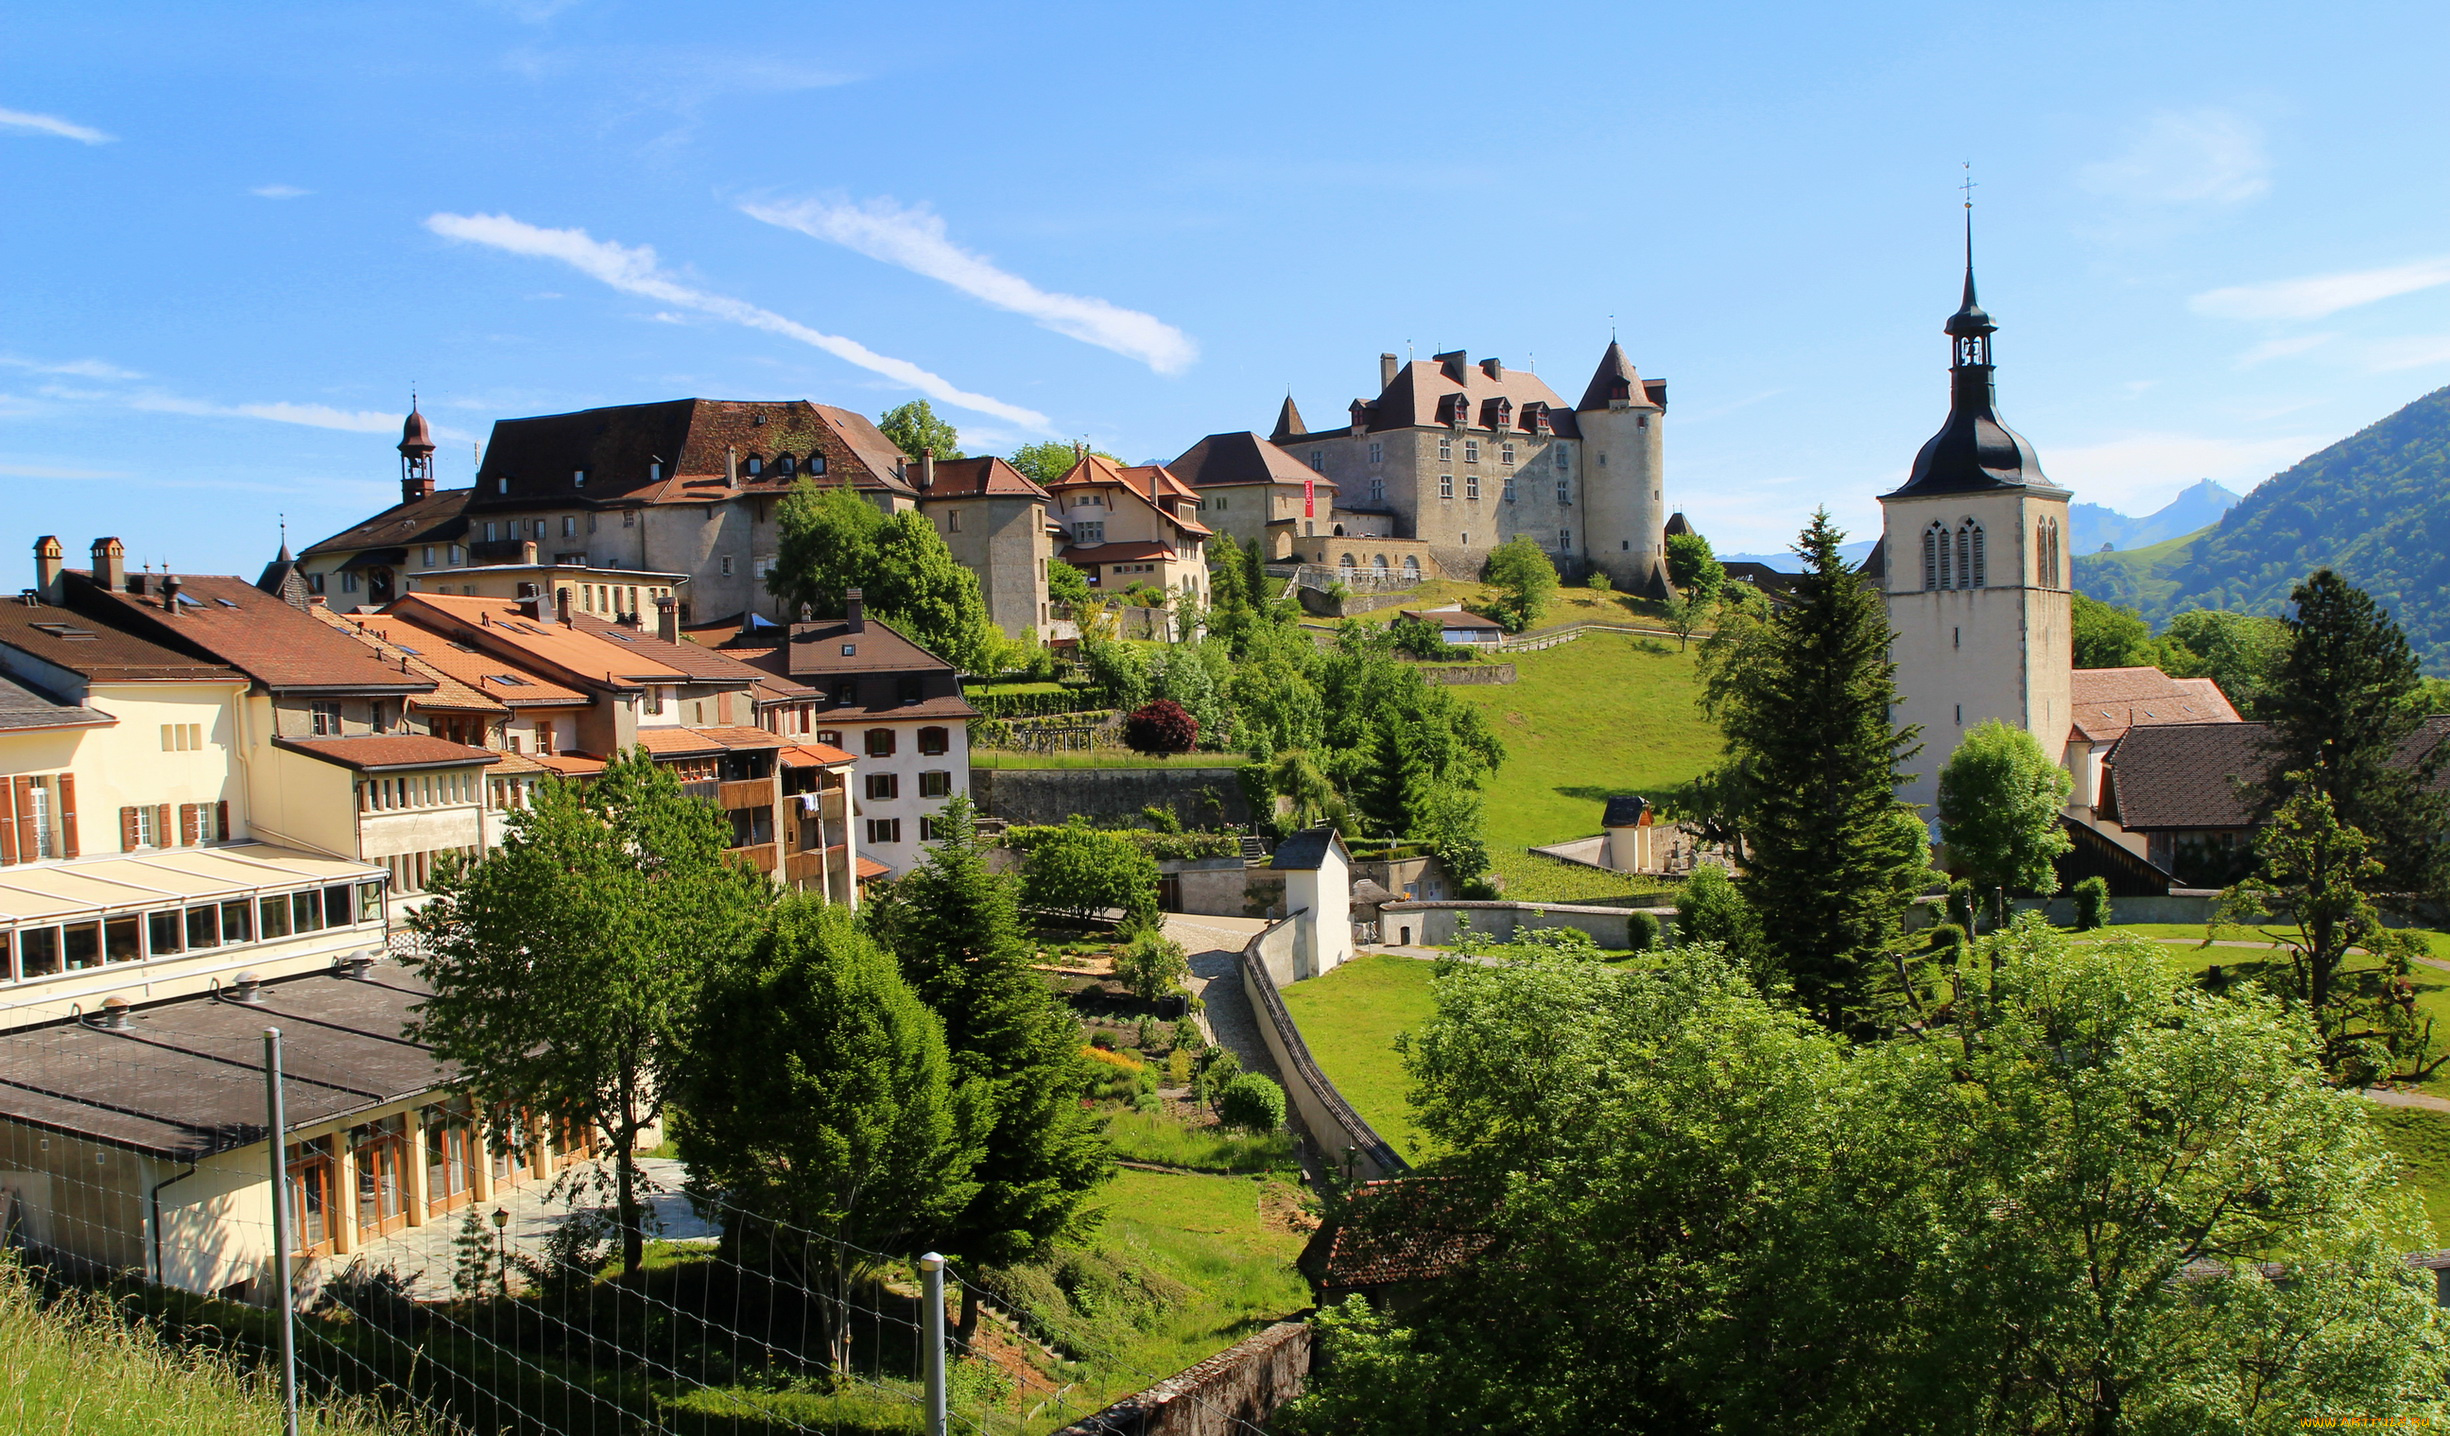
[{"left": 968, "top": 766, "right": 1250, "bottom": 829}]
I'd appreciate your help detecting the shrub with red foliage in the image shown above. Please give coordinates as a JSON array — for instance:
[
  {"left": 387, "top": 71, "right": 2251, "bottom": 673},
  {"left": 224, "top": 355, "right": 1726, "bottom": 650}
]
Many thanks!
[{"left": 1123, "top": 699, "right": 1199, "bottom": 757}]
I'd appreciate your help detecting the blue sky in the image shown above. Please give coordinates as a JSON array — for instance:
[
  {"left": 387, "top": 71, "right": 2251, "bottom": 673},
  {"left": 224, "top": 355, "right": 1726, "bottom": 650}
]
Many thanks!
[{"left": 6, "top": 0, "right": 2450, "bottom": 575}]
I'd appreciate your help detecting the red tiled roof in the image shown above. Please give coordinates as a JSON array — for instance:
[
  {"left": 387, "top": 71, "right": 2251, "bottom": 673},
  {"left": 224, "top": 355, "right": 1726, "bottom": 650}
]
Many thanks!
[
  {"left": 1300, "top": 351, "right": 1582, "bottom": 440},
  {"left": 856, "top": 855, "right": 891, "bottom": 880},
  {"left": 1314, "top": 1179, "right": 1494, "bottom": 1291},
  {"left": 349, "top": 611, "right": 589, "bottom": 706},
  {"left": 275, "top": 735, "right": 501, "bottom": 772},
  {"left": 1167, "top": 432, "right": 1337, "bottom": 491},
  {"left": 2069, "top": 666, "right": 2242, "bottom": 744},
  {"left": 530, "top": 752, "right": 607, "bottom": 777},
  {"left": 386, "top": 593, "right": 692, "bottom": 688},
  {"left": 1047, "top": 453, "right": 1212, "bottom": 538},
  {"left": 315, "top": 610, "right": 509, "bottom": 715},
  {"left": 913, "top": 456, "right": 1051, "bottom": 501},
  {"left": 568, "top": 613, "right": 785, "bottom": 684},
  {"left": 71, "top": 573, "right": 435, "bottom": 693},
  {"left": 781, "top": 742, "right": 856, "bottom": 767}
]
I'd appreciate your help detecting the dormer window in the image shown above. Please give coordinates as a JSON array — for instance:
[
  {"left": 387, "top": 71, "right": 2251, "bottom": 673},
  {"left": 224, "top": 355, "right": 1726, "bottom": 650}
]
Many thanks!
[
  {"left": 809, "top": 453, "right": 825, "bottom": 476},
  {"left": 746, "top": 457, "right": 762, "bottom": 476},
  {"left": 648, "top": 462, "right": 662, "bottom": 482},
  {"left": 496, "top": 477, "right": 508, "bottom": 494},
  {"left": 778, "top": 454, "right": 795, "bottom": 474},
  {"left": 572, "top": 469, "right": 587, "bottom": 488}
]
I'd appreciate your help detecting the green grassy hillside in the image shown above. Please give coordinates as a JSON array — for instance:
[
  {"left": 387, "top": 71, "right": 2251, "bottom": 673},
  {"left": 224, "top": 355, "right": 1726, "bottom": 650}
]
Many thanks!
[{"left": 2070, "top": 524, "right": 2209, "bottom": 614}]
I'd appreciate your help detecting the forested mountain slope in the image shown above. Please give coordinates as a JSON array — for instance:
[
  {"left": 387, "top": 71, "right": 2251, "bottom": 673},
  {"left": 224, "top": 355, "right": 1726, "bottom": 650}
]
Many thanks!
[{"left": 2072, "top": 384, "right": 2450, "bottom": 672}]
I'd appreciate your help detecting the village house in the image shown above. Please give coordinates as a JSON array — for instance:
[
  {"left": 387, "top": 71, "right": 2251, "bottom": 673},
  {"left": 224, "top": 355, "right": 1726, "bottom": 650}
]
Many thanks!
[
  {"left": 1169, "top": 423, "right": 1437, "bottom": 580},
  {"left": 907, "top": 453, "right": 1061, "bottom": 640},
  {"left": 717, "top": 590, "right": 973, "bottom": 881},
  {"left": 1045, "top": 452, "right": 1212, "bottom": 614}
]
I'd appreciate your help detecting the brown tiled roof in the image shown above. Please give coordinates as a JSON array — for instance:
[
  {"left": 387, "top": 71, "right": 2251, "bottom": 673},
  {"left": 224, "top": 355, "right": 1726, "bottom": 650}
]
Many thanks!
[
  {"left": 1047, "top": 453, "right": 1211, "bottom": 538},
  {"left": 1166, "top": 432, "right": 1337, "bottom": 492},
  {"left": 855, "top": 855, "right": 891, "bottom": 880},
  {"left": 630, "top": 724, "right": 785, "bottom": 759},
  {"left": 0, "top": 671, "right": 112, "bottom": 733},
  {"left": 1314, "top": 1179, "right": 1494, "bottom": 1292},
  {"left": 1296, "top": 351, "right": 1581, "bottom": 440},
  {"left": 0, "top": 596, "right": 243, "bottom": 685},
  {"left": 1574, "top": 339, "right": 1659, "bottom": 413},
  {"left": 299, "top": 487, "right": 472, "bottom": 559},
  {"left": 530, "top": 752, "right": 607, "bottom": 777},
  {"left": 70, "top": 573, "right": 434, "bottom": 694},
  {"left": 314, "top": 610, "right": 509, "bottom": 715},
  {"left": 2102, "top": 715, "right": 2450, "bottom": 832},
  {"left": 912, "top": 456, "right": 1051, "bottom": 501},
  {"left": 781, "top": 742, "right": 856, "bottom": 767},
  {"left": 689, "top": 723, "right": 784, "bottom": 749},
  {"left": 345, "top": 611, "right": 588, "bottom": 707},
  {"left": 567, "top": 613, "right": 782, "bottom": 685},
  {"left": 275, "top": 735, "right": 501, "bottom": 772},
  {"left": 767, "top": 618, "right": 955, "bottom": 676},
  {"left": 468, "top": 399, "right": 915, "bottom": 515},
  {"left": 2069, "top": 666, "right": 2242, "bottom": 744},
  {"left": 386, "top": 593, "right": 692, "bottom": 689}
]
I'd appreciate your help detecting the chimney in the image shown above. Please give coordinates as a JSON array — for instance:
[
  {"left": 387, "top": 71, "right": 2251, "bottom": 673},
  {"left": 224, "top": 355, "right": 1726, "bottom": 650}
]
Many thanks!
[
  {"left": 33, "top": 536, "right": 62, "bottom": 602},
  {"left": 335, "top": 951, "right": 375, "bottom": 981},
  {"left": 726, "top": 445, "right": 739, "bottom": 488},
  {"left": 655, "top": 594, "right": 680, "bottom": 644},
  {"left": 529, "top": 588, "right": 558, "bottom": 625},
  {"left": 161, "top": 574, "right": 182, "bottom": 613},
  {"left": 226, "top": 972, "right": 265, "bottom": 1005},
  {"left": 1481, "top": 357, "right": 1505, "bottom": 381},
  {"left": 90, "top": 537, "right": 125, "bottom": 593},
  {"left": 1436, "top": 351, "right": 1469, "bottom": 384},
  {"left": 98, "top": 996, "right": 130, "bottom": 1030},
  {"left": 556, "top": 587, "right": 575, "bottom": 626},
  {"left": 1380, "top": 353, "right": 1399, "bottom": 388},
  {"left": 845, "top": 588, "right": 865, "bottom": 634},
  {"left": 919, "top": 448, "right": 936, "bottom": 491}
]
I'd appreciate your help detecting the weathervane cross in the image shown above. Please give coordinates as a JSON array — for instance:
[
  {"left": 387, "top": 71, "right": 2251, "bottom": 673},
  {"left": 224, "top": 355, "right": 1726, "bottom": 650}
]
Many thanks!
[{"left": 1960, "top": 162, "right": 1977, "bottom": 210}]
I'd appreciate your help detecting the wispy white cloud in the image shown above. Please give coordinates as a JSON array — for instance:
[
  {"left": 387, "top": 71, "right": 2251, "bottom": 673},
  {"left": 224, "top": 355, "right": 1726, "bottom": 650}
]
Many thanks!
[
  {"left": 0, "top": 106, "right": 112, "bottom": 145},
  {"left": 0, "top": 354, "right": 144, "bottom": 381},
  {"left": 743, "top": 196, "right": 1198, "bottom": 375},
  {"left": 2079, "top": 109, "right": 2268, "bottom": 207},
  {"left": 2235, "top": 333, "right": 2335, "bottom": 368},
  {"left": 2044, "top": 430, "right": 2320, "bottom": 510},
  {"left": 251, "top": 184, "right": 311, "bottom": 200},
  {"left": 0, "top": 462, "right": 130, "bottom": 480},
  {"left": 2193, "top": 256, "right": 2450, "bottom": 321},
  {"left": 424, "top": 211, "right": 1052, "bottom": 430}
]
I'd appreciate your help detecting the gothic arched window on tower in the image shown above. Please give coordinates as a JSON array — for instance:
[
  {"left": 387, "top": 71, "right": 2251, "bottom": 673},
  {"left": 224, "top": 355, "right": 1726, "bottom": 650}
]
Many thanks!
[
  {"left": 1968, "top": 522, "right": 1987, "bottom": 587},
  {"left": 2037, "top": 518, "right": 2050, "bottom": 587},
  {"left": 1953, "top": 523, "right": 1972, "bottom": 589},
  {"left": 1923, "top": 522, "right": 1944, "bottom": 591}
]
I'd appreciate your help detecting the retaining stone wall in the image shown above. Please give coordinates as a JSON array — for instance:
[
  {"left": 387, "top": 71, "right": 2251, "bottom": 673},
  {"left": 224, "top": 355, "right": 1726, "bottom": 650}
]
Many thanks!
[{"left": 969, "top": 766, "right": 1251, "bottom": 829}]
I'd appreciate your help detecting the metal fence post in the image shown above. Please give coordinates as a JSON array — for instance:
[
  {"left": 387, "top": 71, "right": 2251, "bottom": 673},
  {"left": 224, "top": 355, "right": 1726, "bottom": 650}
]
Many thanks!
[
  {"left": 920, "top": 1252, "right": 947, "bottom": 1436},
  {"left": 263, "top": 1027, "right": 300, "bottom": 1436}
]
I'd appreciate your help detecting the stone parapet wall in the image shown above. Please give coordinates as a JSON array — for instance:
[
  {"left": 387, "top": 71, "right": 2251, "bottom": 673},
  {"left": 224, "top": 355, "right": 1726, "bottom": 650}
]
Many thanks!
[
  {"left": 1240, "top": 916, "right": 1409, "bottom": 1182},
  {"left": 1050, "top": 1321, "right": 1313, "bottom": 1436},
  {"left": 1377, "top": 899, "right": 1675, "bottom": 949}
]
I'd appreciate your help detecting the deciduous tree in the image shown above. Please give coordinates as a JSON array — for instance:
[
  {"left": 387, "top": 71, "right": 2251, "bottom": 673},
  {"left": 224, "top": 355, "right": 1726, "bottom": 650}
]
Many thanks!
[
  {"left": 2071, "top": 590, "right": 2155, "bottom": 669},
  {"left": 1664, "top": 529, "right": 1725, "bottom": 606},
  {"left": 878, "top": 399, "right": 963, "bottom": 462},
  {"left": 1479, "top": 537, "right": 1557, "bottom": 634},
  {"left": 409, "top": 750, "right": 767, "bottom": 1273},
  {"left": 1935, "top": 719, "right": 2072, "bottom": 899},
  {"left": 1020, "top": 819, "right": 1161, "bottom": 927},
  {"left": 769, "top": 479, "right": 1000, "bottom": 672}
]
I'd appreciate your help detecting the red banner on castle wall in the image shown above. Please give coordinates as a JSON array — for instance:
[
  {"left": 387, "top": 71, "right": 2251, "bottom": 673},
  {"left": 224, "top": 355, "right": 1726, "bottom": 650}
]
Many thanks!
[{"left": 1304, "top": 478, "right": 1315, "bottom": 518}]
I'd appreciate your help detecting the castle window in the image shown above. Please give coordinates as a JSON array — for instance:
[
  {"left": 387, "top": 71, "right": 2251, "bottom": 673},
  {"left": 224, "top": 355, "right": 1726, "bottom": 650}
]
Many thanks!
[
  {"left": 1438, "top": 437, "right": 1452, "bottom": 462},
  {"left": 1464, "top": 440, "right": 1480, "bottom": 464},
  {"left": 1465, "top": 475, "right": 1480, "bottom": 500},
  {"left": 1557, "top": 479, "right": 1571, "bottom": 505},
  {"left": 1439, "top": 475, "right": 1453, "bottom": 500},
  {"left": 1369, "top": 478, "right": 1384, "bottom": 504},
  {"left": 1368, "top": 441, "right": 1383, "bottom": 465},
  {"left": 1560, "top": 529, "right": 1572, "bottom": 550},
  {"left": 573, "top": 469, "right": 587, "bottom": 488},
  {"left": 1500, "top": 443, "right": 1515, "bottom": 468},
  {"left": 1555, "top": 445, "right": 1570, "bottom": 471},
  {"left": 562, "top": 516, "right": 577, "bottom": 538},
  {"left": 1310, "top": 450, "right": 1324, "bottom": 471},
  {"left": 1504, "top": 478, "right": 1517, "bottom": 503}
]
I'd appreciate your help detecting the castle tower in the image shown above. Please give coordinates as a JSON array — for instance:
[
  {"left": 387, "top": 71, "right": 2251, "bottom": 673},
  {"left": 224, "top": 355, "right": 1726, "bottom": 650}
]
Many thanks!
[
  {"left": 1573, "top": 341, "right": 1669, "bottom": 595},
  {"left": 1880, "top": 234, "right": 2073, "bottom": 816},
  {"left": 399, "top": 401, "right": 436, "bottom": 505}
]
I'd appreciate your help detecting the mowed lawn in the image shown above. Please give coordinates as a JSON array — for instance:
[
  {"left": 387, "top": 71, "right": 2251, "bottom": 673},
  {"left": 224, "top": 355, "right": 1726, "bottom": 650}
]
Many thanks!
[
  {"left": 1281, "top": 955, "right": 1439, "bottom": 1162},
  {"left": 1450, "top": 636, "right": 1719, "bottom": 856},
  {"left": 1076, "top": 1167, "right": 1314, "bottom": 1383}
]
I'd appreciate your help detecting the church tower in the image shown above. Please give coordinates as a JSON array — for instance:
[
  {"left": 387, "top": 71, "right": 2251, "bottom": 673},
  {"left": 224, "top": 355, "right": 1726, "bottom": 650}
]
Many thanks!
[
  {"left": 1880, "top": 232, "right": 2073, "bottom": 816},
  {"left": 399, "top": 401, "right": 436, "bottom": 505}
]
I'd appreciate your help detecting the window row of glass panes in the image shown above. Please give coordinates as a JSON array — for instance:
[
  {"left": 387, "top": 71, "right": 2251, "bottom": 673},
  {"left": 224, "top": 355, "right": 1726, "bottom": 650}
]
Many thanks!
[{"left": 0, "top": 879, "right": 384, "bottom": 983}]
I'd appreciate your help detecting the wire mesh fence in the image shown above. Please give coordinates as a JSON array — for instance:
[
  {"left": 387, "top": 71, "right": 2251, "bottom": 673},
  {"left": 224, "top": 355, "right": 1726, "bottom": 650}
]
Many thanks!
[{"left": 0, "top": 1023, "right": 1291, "bottom": 1436}]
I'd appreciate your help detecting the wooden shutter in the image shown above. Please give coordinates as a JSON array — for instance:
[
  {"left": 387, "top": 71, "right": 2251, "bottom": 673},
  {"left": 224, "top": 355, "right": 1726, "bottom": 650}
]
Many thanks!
[
  {"left": 717, "top": 691, "right": 735, "bottom": 725},
  {"left": 179, "top": 803, "right": 199, "bottom": 846},
  {"left": 156, "top": 805, "right": 171, "bottom": 848},
  {"left": 0, "top": 777, "right": 16, "bottom": 866},
  {"left": 215, "top": 800, "right": 229, "bottom": 843},
  {"left": 120, "top": 806, "right": 139, "bottom": 853},
  {"left": 57, "top": 775, "right": 76, "bottom": 858},
  {"left": 11, "top": 777, "right": 34, "bottom": 864}
]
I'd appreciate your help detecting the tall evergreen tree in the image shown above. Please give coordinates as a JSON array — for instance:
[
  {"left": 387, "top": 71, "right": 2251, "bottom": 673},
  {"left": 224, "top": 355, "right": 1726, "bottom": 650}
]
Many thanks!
[
  {"left": 2261, "top": 569, "right": 2448, "bottom": 900},
  {"left": 891, "top": 797, "right": 1109, "bottom": 1340},
  {"left": 1704, "top": 511, "right": 1925, "bottom": 1028}
]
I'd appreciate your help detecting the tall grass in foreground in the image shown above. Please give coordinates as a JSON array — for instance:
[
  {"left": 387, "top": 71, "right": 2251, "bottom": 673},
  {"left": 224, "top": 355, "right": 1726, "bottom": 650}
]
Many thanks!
[
  {"left": 1102, "top": 1108, "right": 1297, "bottom": 1172},
  {"left": 0, "top": 1258, "right": 420, "bottom": 1436}
]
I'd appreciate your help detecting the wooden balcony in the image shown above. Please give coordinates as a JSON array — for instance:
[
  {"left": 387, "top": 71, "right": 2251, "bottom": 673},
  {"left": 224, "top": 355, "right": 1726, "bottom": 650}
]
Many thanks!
[
  {"left": 784, "top": 849, "right": 829, "bottom": 885},
  {"left": 716, "top": 779, "right": 773, "bottom": 811},
  {"left": 726, "top": 843, "right": 778, "bottom": 875}
]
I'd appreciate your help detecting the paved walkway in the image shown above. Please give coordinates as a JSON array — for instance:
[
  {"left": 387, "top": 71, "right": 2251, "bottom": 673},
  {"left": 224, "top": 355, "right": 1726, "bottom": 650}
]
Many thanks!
[
  {"left": 1161, "top": 914, "right": 1282, "bottom": 1085},
  {"left": 318, "top": 1155, "right": 718, "bottom": 1300}
]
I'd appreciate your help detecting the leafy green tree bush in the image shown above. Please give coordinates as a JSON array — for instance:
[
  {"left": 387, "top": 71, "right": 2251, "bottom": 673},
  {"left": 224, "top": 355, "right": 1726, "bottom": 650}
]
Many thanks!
[
  {"left": 1671, "top": 865, "right": 1766, "bottom": 978},
  {"left": 1624, "top": 910, "right": 1660, "bottom": 952},
  {"left": 1289, "top": 922, "right": 2450, "bottom": 1432},
  {"left": 1020, "top": 818, "right": 1161, "bottom": 927},
  {"left": 1664, "top": 529, "right": 1725, "bottom": 605},
  {"left": 1008, "top": 440, "right": 1117, "bottom": 488},
  {"left": 768, "top": 479, "right": 1000, "bottom": 672},
  {"left": 2155, "top": 608, "right": 2290, "bottom": 716},
  {"left": 1480, "top": 537, "right": 1557, "bottom": 634},
  {"left": 2071, "top": 591, "right": 2156, "bottom": 668},
  {"left": 1113, "top": 928, "right": 1190, "bottom": 1002},
  {"left": 1936, "top": 720, "right": 2073, "bottom": 898},
  {"left": 2070, "top": 876, "right": 2110, "bottom": 930},
  {"left": 878, "top": 399, "right": 963, "bottom": 462},
  {"left": 1388, "top": 615, "right": 1469, "bottom": 662},
  {"left": 1218, "top": 1073, "right": 1286, "bottom": 1133},
  {"left": 673, "top": 895, "right": 979, "bottom": 1373},
  {"left": 409, "top": 751, "right": 766, "bottom": 1272}
]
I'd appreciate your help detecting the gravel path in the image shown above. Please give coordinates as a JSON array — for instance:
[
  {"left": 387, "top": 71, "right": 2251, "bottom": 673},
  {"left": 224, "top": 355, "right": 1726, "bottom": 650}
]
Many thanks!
[{"left": 1162, "top": 914, "right": 1283, "bottom": 1084}]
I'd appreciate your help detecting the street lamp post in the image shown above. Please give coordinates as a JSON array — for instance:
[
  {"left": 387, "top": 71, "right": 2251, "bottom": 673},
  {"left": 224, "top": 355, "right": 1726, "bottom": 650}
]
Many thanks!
[{"left": 491, "top": 1206, "right": 510, "bottom": 1297}]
